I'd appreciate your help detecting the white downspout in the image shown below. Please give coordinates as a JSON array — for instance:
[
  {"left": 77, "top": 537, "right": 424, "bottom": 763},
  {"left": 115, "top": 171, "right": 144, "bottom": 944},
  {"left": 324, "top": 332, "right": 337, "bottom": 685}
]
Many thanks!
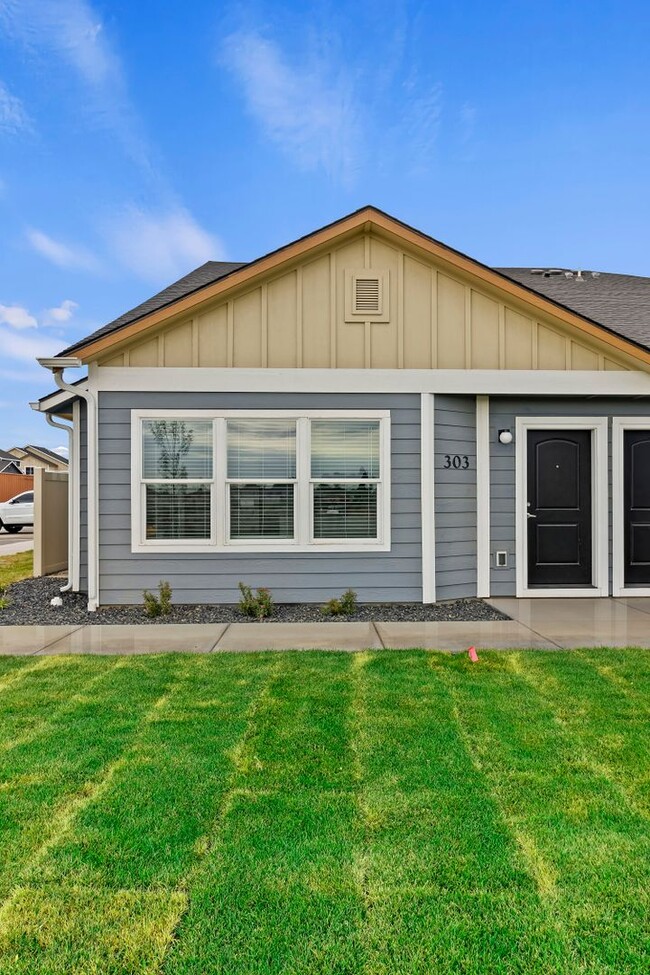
[
  {"left": 37, "top": 358, "right": 99, "bottom": 611},
  {"left": 45, "top": 413, "right": 74, "bottom": 593}
]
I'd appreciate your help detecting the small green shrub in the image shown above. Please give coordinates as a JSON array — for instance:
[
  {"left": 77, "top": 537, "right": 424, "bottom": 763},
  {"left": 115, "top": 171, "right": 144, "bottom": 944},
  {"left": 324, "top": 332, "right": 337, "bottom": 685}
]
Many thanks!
[
  {"left": 321, "top": 588, "right": 358, "bottom": 616},
  {"left": 143, "top": 580, "right": 173, "bottom": 618},
  {"left": 238, "top": 582, "right": 273, "bottom": 620}
]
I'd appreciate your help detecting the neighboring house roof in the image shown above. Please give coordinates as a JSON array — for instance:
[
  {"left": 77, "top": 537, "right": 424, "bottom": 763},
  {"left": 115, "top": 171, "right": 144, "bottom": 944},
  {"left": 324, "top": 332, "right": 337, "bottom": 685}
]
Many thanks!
[
  {"left": 55, "top": 206, "right": 650, "bottom": 363},
  {"left": 0, "top": 461, "right": 22, "bottom": 474},
  {"left": 0, "top": 449, "right": 16, "bottom": 463},
  {"left": 61, "top": 261, "right": 245, "bottom": 357},
  {"left": 10, "top": 445, "right": 68, "bottom": 465},
  {"left": 497, "top": 268, "right": 650, "bottom": 353}
]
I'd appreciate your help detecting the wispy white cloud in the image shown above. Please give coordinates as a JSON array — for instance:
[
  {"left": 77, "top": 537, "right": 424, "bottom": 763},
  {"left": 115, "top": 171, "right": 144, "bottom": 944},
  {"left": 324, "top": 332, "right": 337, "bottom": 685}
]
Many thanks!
[
  {"left": 220, "top": 30, "right": 359, "bottom": 184},
  {"left": 0, "top": 0, "right": 154, "bottom": 177},
  {"left": 26, "top": 228, "right": 101, "bottom": 272},
  {"left": 43, "top": 299, "right": 79, "bottom": 325},
  {"left": 0, "top": 304, "right": 37, "bottom": 329},
  {"left": 53, "top": 445, "right": 69, "bottom": 456},
  {"left": 0, "top": 326, "right": 59, "bottom": 362},
  {"left": 0, "top": 79, "right": 31, "bottom": 134},
  {"left": 104, "top": 206, "right": 223, "bottom": 283}
]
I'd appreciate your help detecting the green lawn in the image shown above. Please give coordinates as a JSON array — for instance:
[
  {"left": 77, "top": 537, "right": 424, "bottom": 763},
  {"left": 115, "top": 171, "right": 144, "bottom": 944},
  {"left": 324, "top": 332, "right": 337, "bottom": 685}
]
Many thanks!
[
  {"left": 0, "top": 648, "right": 648, "bottom": 974},
  {"left": 0, "top": 550, "right": 32, "bottom": 591}
]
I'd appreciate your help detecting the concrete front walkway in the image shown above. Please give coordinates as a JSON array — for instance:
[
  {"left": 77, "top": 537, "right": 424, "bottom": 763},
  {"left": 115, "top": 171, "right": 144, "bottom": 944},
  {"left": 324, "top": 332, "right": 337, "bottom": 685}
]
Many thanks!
[{"left": 0, "top": 597, "right": 648, "bottom": 653}]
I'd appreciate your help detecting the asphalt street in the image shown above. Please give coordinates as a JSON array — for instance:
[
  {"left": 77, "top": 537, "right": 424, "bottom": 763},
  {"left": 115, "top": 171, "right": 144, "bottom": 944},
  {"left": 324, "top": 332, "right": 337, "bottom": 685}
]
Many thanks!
[{"left": 0, "top": 528, "right": 33, "bottom": 552}]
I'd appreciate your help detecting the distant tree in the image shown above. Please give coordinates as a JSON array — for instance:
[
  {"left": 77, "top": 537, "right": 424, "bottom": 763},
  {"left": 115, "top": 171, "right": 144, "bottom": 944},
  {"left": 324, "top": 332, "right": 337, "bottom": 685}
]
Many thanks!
[{"left": 150, "top": 420, "right": 193, "bottom": 478}]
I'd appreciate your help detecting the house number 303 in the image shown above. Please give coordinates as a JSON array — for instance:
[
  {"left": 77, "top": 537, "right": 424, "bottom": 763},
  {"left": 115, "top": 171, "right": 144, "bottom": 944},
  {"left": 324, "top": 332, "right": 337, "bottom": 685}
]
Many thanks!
[{"left": 443, "top": 454, "right": 470, "bottom": 470}]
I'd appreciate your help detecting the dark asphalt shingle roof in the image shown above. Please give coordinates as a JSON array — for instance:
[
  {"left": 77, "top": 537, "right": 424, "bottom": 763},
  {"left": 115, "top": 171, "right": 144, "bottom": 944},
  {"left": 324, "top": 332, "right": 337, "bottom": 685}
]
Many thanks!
[
  {"left": 497, "top": 268, "right": 650, "bottom": 352},
  {"left": 60, "top": 261, "right": 245, "bottom": 356}
]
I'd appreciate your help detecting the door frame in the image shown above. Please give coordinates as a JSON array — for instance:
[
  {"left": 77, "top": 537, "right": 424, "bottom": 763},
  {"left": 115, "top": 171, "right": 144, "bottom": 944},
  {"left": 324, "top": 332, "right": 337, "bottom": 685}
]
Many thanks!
[
  {"left": 515, "top": 417, "right": 608, "bottom": 597},
  {"left": 612, "top": 417, "right": 650, "bottom": 596}
]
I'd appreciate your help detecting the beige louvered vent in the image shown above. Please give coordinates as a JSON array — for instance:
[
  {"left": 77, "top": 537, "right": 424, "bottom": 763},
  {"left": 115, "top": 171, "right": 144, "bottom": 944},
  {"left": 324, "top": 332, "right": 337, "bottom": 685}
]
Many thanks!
[
  {"left": 345, "top": 269, "right": 390, "bottom": 322},
  {"left": 354, "top": 277, "right": 381, "bottom": 314}
]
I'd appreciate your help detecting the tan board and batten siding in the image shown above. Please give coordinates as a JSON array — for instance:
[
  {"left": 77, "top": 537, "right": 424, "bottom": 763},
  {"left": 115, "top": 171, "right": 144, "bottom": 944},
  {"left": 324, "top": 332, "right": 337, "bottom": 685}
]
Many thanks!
[{"left": 98, "top": 232, "right": 635, "bottom": 372}]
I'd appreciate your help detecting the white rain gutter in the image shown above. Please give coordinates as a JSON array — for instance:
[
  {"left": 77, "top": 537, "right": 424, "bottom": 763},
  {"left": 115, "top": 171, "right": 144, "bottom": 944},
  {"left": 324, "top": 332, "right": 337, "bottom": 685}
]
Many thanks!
[
  {"left": 44, "top": 412, "right": 74, "bottom": 593},
  {"left": 36, "top": 357, "right": 99, "bottom": 611}
]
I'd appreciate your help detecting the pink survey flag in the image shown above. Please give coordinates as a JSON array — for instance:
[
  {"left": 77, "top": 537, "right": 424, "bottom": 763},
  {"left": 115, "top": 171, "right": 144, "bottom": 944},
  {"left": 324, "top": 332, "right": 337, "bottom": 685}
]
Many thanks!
[{"left": 468, "top": 646, "right": 479, "bottom": 662}]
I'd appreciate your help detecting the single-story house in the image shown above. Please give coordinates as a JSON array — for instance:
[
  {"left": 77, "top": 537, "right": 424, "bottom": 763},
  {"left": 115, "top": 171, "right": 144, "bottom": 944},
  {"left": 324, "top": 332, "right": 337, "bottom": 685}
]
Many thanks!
[
  {"left": 7, "top": 444, "right": 69, "bottom": 475},
  {"left": 33, "top": 206, "right": 650, "bottom": 610}
]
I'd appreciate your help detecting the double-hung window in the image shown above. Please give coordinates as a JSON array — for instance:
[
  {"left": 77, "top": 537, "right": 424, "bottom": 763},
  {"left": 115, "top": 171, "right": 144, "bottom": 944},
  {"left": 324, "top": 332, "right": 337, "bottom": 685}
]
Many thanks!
[
  {"left": 132, "top": 410, "right": 390, "bottom": 552},
  {"left": 141, "top": 418, "right": 213, "bottom": 543}
]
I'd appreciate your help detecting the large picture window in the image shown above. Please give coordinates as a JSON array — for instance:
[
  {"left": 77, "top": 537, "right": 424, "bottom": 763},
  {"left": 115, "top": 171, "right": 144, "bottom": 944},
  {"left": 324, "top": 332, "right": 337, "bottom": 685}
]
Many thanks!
[{"left": 132, "top": 410, "right": 390, "bottom": 552}]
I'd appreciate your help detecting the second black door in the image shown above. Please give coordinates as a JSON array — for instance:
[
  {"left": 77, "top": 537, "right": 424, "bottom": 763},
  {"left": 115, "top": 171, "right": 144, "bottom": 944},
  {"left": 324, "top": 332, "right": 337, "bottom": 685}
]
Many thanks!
[
  {"left": 624, "top": 430, "right": 650, "bottom": 585},
  {"left": 527, "top": 429, "right": 592, "bottom": 587}
]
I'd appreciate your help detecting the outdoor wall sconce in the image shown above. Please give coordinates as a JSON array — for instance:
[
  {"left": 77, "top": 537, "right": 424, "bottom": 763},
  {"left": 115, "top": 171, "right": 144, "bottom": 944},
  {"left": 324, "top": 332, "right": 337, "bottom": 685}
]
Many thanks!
[{"left": 498, "top": 429, "right": 513, "bottom": 445}]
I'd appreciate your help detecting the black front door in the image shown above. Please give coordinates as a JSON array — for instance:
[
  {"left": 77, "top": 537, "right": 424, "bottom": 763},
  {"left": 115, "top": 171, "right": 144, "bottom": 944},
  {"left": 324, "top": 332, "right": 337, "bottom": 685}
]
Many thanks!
[
  {"left": 624, "top": 430, "right": 650, "bottom": 585},
  {"left": 527, "top": 430, "right": 592, "bottom": 587}
]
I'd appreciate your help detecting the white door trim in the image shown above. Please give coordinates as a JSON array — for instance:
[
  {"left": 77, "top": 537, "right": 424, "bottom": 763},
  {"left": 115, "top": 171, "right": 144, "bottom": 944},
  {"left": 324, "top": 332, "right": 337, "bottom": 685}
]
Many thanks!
[
  {"left": 612, "top": 417, "right": 650, "bottom": 596},
  {"left": 476, "top": 395, "right": 491, "bottom": 597},
  {"left": 421, "top": 393, "right": 436, "bottom": 603},
  {"left": 515, "top": 417, "right": 609, "bottom": 598}
]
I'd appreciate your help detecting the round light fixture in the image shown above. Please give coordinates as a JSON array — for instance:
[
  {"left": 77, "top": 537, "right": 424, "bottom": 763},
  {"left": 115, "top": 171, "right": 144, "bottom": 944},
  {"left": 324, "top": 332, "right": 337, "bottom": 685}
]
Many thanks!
[{"left": 498, "top": 429, "right": 513, "bottom": 445}]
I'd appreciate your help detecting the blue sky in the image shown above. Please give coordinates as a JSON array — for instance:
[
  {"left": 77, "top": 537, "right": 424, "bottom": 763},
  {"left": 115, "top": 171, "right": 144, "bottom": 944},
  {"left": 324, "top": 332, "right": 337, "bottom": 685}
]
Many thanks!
[{"left": 1, "top": 0, "right": 650, "bottom": 451}]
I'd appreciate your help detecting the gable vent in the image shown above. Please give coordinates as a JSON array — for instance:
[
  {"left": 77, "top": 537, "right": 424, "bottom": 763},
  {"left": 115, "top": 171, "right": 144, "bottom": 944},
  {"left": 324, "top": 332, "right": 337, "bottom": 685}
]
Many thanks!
[
  {"left": 344, "top": 268, "right": 390, "bottom": 322},
  {"left": 354, "top": 277, "right": 381, "bottom": 314}
]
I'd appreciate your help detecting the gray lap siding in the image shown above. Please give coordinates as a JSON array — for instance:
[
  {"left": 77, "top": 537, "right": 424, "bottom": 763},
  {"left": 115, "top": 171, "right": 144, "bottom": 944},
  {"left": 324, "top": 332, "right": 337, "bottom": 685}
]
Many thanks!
[
  {"left": 434, "top": 396, "right": 477, "bottom": 600},
  {"left": 96, "top": 392, "right": 422, "bottom": 605}
]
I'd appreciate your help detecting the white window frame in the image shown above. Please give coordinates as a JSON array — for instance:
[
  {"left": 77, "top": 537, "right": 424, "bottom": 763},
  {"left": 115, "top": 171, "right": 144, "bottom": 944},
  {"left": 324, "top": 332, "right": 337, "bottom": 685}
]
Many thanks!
[
  {"left": 612, "top": 417, "right": 650, "bottom": 596},
  {"left": 515, "top": 417, "right": 609, "bottom": 598},
  {"left": 131, "top": 409, "right": 391, "bottom": 554}
]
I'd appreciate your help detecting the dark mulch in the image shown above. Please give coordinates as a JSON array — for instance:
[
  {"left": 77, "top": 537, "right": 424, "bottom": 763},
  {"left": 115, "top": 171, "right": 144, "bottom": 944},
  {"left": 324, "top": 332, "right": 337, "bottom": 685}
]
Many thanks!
[{"left": 0, "top": 575, "right": 510, "bottom": 625}]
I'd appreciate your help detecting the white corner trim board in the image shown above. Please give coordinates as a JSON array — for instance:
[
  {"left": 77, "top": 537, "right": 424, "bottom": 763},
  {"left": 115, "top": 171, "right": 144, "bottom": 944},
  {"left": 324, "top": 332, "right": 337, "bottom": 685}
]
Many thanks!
[
  {"left": 89, "top": 366, "right": 650, "bottom": 397},
  {"left": 612, "top": 417, "right": 650, "bottom": 596},
  {"left": 420, "top": 393, "right": 435, "bottom": 603},
  {"left": 475, "top": 396, "right": 490, "bottom": 598},
  {"left": 515, "top": 416, "right": 609, "bottom": 598}
]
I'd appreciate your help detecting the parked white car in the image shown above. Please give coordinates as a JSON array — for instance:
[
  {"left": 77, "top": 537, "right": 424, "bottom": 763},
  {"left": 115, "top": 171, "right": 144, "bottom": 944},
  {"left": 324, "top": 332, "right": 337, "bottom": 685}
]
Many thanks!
[{"left": 0, "top": 491, "right": 34, "bottom": 533}]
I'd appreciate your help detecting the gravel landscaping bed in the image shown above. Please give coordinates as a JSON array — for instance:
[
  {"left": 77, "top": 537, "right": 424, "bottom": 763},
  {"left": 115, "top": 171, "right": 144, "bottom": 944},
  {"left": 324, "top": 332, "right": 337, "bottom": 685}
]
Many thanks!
[{"left": 0, "top": 575, "right": 510, "bottom": 625}]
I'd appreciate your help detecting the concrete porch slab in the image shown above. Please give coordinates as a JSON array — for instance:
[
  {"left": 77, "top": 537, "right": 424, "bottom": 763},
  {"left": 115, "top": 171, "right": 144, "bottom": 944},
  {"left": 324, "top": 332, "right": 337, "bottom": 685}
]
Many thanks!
[
  {"left": 35, "top": 624, "right": 227, "bottom": 655},
  {"left": 486, "top": 597, "right": 650, "bottom": 648},
  {"left": 214, "top": 622, "right": 383, "bottom": 652},
  {"left": 0, "top": 625, "right": 81, "bottom": 655},
  {"left": 375, "top": 620, "right": 559, "bottom": 651}
]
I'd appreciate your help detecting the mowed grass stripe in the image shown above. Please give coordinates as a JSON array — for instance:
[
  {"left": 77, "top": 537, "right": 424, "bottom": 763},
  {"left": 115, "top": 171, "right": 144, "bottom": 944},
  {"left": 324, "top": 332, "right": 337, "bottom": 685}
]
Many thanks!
[
  {"left": 164, "top": 653, "right": 364, "bottom": 975},
  {"left": 355, "top": 652, "right": 568, "bottom": 975},
  {"left": 438, "top": 651, "right": 650, "bottom": 975},
  {"left": 0, "top": 657, "right": 33, "bottom": 682},
  {"left": 38, "top": 653, "right": 279, "bottom": 890},
  {"left": 510, "top": 650, "right": 650, "bottom": 818},
  {"left": 0, "top": 655, "right": 181, "bottom": 900},
  {"left": 577, "top": 647, "right": 650, "bottom": 709},
  {"left": 0, "top": 657, "right": 129, "bottom": 756}
]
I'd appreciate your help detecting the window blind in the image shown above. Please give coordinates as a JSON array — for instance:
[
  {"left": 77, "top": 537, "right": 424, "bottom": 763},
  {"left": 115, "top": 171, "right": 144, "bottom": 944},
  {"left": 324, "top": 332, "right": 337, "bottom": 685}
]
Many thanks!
[
  {"left": 227, "top": 420, "right": 296, "bottom": 479},
  {"left": 311, "top": 420, "right": 380, "bottom": 479}
]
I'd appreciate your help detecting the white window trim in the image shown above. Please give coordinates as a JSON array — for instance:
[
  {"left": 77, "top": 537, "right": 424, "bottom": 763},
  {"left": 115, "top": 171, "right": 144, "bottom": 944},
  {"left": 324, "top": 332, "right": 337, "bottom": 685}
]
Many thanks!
[
  {"left": 612, "top": 417, "right": 650, "bottom": 596},
  {"left": 515, "top": 417, "right": 609, "bottom": 598},
  {"left": 131, "top": 408, "right": 391, "bottom": 554}
]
